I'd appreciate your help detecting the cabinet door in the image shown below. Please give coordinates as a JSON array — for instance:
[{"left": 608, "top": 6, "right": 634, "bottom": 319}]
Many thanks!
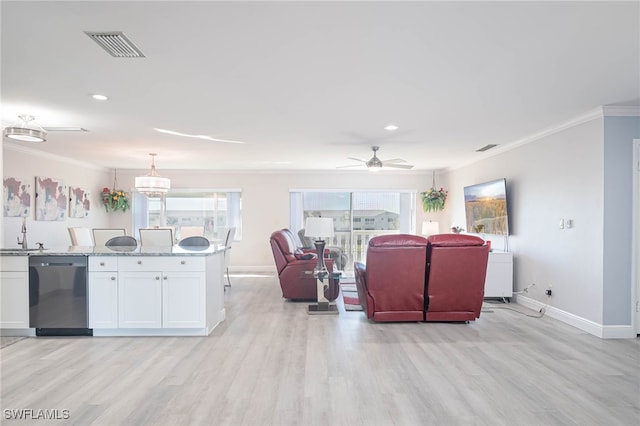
[
  {"left": 485, "top": 252, "right": 514, "bottom": 298},
  {"left": 118, "top": 272, "right": 162, "bottom": 328},
  {"left": 162, "top": 271, "right": 205, "bottom": 328},
  {"left": 0, "top": 272, "right": 29, "bottom": 328},
  {"left": 88, "top": 272, "right": 118, "bottom": 328}
]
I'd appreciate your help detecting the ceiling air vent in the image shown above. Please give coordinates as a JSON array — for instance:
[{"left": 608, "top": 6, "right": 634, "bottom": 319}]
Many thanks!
[
  {"left": 84, "top": 31, "right": 145, "bottom": 58},
  {"left": 476, "top": 144, "right": 498, "bottom": 152}
]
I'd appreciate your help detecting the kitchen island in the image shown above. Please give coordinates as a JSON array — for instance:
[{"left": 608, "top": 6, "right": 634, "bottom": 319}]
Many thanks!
[{"left": 0, "top": 244, "right": 228, "bottom": 337}]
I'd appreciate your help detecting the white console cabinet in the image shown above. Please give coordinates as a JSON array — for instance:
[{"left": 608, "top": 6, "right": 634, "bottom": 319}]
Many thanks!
[
  {"left": 484, "top": 251, "right": 514, "bottom": 299},
  {"left": 0, "top": 256, "right": 29, "bottom": 329}
]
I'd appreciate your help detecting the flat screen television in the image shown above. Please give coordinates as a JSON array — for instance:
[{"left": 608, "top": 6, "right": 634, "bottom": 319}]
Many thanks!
[{"left": 463, "top": 178, "right": 509, "bottom": 235}]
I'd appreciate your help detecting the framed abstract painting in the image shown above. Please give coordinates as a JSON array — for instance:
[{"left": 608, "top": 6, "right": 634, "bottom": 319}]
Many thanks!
[
  {"left": 3, "top": 177, "right": 31, "bottom": 217},
  {"left": 35, "top": 176, "right": 67, "bottom": 221},
  {"left": 69, "top": 186, "right": 91, "bottom": 218}
]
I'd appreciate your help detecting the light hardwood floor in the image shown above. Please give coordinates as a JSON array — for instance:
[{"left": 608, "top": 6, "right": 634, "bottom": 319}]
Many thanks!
[{"left": 1, "top": 275, "right": 638, "bottom": 426}]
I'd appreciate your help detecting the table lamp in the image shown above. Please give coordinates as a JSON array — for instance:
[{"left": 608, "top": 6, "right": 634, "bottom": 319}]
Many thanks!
[
  {"left": 421, "top": 221, "right": 439, "bottom": 237},
  {"left": 304, "top": 217, "right": 334, "bottom": 274}
]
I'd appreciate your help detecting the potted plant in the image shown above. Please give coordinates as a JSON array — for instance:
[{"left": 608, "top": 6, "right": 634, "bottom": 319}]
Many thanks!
[
  {"left": 102, "top": 170, "right": 130, "bottom": 212},
  {"left": 421, "top": 187, "right": 448, "bottom": 212},
  {"left": 102, "top": 188, "right": 130, "bottom": 212}
]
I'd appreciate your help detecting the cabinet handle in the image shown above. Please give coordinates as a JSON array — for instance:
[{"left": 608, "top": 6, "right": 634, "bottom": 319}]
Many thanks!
[
  {"left": 180, "top": 260, "right": 186, "bottom": 265},
  {"left": 100, "top": 262, "right": 105, "bottom": 266},
  {"left": 110, "top": 276, "right": 116, "bottom": 281},
  {"left": 138, "top": 260, "right": 142, "bottom": 265},
  {"left": 163, "top": 276, "right": 168, "bottom": 280},
  {"left": 155, "top": 276, "right": 160, "bottom": 280}
]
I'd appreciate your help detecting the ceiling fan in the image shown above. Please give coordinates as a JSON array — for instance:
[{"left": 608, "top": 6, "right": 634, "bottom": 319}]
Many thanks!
[{"left": 338, "top": 146, "right": 414, "bottom": 171}]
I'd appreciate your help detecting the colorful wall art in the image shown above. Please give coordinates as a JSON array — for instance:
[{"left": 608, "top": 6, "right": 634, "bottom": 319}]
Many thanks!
[
  {"left": 35, "top": 176, "right": 67, "bottom": 221},
  {"left": 3, "top": 177, "right": 31, "bottom": 217},
  {"left": 69, "top": 186, "right": 91, "bottom": 218}
]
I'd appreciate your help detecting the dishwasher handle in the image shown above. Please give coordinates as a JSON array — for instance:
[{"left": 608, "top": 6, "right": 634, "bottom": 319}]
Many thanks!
[{"left": 34, "top": 262, "right": 86, "bottom": 267}]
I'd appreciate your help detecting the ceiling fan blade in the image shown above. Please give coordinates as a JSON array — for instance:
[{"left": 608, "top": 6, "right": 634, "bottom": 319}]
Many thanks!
[
  {"left": 337, "top": 164, "right": 364, "bottom": 169},
  {"left": 385, "top": 163, "right": 414, "bottom": 169},
  {"left": 381, "top": 158, "right": 407, "bottom": 164},
  {"left": 346, "top": 157, "right": 367, "bottom": 163}
]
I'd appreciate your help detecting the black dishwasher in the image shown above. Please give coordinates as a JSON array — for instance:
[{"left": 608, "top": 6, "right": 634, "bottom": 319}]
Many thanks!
[{"left": 29, "top": 255, "right": 92, "bottom": 336}]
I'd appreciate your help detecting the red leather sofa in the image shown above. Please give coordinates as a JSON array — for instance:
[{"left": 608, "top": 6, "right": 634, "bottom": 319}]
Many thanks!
[
  {"left": 354, "top": 233, "right": 489, "bottom": 322},
  {"left": 270, "top": 229, "right": 339, "bottom": 301}
]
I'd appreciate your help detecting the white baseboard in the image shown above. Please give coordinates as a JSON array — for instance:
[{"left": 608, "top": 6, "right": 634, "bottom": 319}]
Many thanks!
[
  {"left": 228, "top": 265, "right": 277, "bottom": 274},
  {"left": 515, "top": 295, "right": 636, "bottom": 339}
]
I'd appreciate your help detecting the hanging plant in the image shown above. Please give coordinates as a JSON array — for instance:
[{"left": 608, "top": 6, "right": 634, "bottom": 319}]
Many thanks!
[
  {"left": 421, "top": 172, "right": 448, "bottom": 212},
  {"left": 102, "top": 170, "right": 130, "bottom": 213}
]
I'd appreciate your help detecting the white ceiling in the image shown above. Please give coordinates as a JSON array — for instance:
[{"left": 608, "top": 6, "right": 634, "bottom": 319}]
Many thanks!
[{"left": 2, "top": 1, "right": 639, "bottom": 172}]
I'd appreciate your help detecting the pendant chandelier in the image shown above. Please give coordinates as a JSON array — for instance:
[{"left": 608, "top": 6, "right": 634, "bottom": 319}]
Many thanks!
[
  {"left": 3, "top": 114, "right": 47, "bottom": 142},
  {"left": 135, "top": 153, "right": 170, "bottom": 195}
]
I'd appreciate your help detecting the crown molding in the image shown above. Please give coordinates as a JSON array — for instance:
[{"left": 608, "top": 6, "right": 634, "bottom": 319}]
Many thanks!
[
  {"left": 3, "top": 141, "right": 109, "bottom": 171},
  {"left": 446, "top": 106, "right": 623, "bottom": 172}
]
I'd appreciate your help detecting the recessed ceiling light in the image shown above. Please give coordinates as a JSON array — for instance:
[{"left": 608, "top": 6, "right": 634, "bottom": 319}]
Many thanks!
[
  {"left": 90, "top": 94, "right": 109, "bottom": 101},
  {"left": 384, "top": 124, "right": 399, "bottom": 131}
]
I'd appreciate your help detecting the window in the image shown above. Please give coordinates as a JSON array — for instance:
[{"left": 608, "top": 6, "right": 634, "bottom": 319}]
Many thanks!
[{"left": 133, "top": 189, "right": 242, "bottom": 241}]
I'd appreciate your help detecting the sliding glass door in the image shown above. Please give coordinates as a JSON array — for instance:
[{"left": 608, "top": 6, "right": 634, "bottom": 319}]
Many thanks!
[{"left": 291, "top": 190, "right": 416, "bottom": 271}]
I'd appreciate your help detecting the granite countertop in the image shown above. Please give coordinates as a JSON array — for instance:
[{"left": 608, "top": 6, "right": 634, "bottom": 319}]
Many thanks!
[{"left": 0, "top": 245, "right": 228, "bottom": 256}]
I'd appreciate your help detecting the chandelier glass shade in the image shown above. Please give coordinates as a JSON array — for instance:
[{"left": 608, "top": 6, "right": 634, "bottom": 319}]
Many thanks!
[
  {"left": 135, "top": 153, "right": 170, "bottom": 195},
  {"left": 3, "top": 115, "right": 47, "bottom": 142}
]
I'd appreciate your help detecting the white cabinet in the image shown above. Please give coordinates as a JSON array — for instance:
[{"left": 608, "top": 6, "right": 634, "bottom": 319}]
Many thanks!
[
  {"left": 117, "top": 256, "right": 205, "bottom": 329},
  {"left": 0, "top": 257, "right": 29, "bottom": 329},
  {"left": 88, "top": 271, "right": 118, "bottom": 328},
  {"left": 88, "top": 256, "right": 119, "bottom": 329},
  {"left": 484, "top": 251, "right": 514, "bottom": 299},
  {"left": 118, "top": 271, "right": 163, "bottom": 328},
  {"left": 162, "top": 271, "right": 205, "bottom": 328}
]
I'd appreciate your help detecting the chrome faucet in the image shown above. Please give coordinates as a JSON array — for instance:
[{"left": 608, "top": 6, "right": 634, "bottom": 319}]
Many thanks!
[{"left": 17, "top": 217, "right": 27, "bottom": 249}]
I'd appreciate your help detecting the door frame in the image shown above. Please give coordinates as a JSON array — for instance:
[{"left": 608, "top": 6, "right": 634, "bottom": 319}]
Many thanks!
[{"left": 633, "top": 139, "right": 639, "bottom": 334}]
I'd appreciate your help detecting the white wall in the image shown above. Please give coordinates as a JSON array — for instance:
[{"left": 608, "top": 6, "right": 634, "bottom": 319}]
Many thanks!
[
  {"left": 114, "top": 169, "right": 433, "bottom": 271},
  {"left": 3, "top": 144, "right": 434, "bottom": 269},
  {"left": 2, "top": 144, "right": 113, "bottom": 248},
  {"left": 443, "top": 112, "right": 640, "bottom": 335}
]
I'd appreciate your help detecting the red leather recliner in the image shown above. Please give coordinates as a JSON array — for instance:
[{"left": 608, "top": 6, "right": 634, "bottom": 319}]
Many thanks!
[
  {"left": 354, "top": 233, "right": 489, "bottom": 323},
  {"left": 354, "top": 234, "right": 428, "bottom": 322},
  {"left": 425, "top": 234, "right": 490, "bottom": 322},
  {"left": 270, "top": 229, "right": 339, "bottom": 301}
]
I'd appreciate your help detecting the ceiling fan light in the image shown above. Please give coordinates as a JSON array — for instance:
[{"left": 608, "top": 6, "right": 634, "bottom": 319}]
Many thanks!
[
  {"left": 135, "top": 153, "right": 171, "bottom": 195},
  {"left": 3, "top": 115, "right": 47, "bottom": 142}
]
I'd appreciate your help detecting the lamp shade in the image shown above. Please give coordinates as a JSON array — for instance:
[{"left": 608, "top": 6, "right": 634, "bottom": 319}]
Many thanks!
[
  {"left": 421, "top": 221, "right": 439, "bottom": 236},
  {"left": 134, "top": 175, "right": 170, "bottom": 194},
  {"left": 304, "top": 217, "right": 334, "bottom": 239},
  {"left": 135, "top": 153, "right": 170, "bottom": 195}
]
